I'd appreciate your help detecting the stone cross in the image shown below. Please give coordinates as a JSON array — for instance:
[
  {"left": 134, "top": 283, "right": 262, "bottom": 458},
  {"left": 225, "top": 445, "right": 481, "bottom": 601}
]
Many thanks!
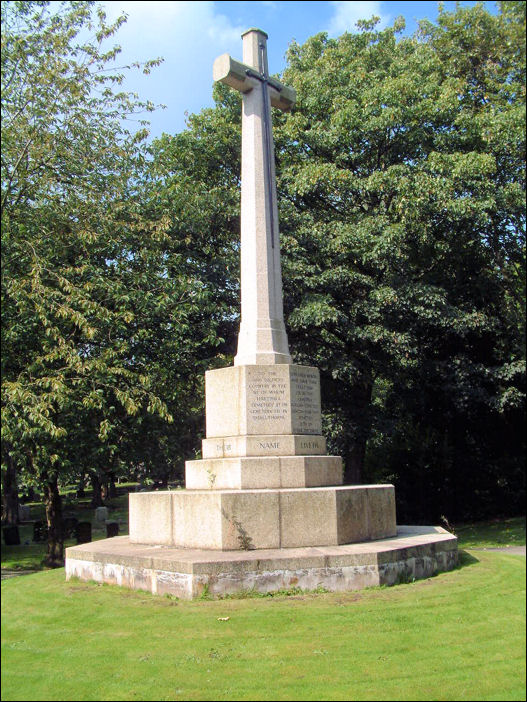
[{"left": 213, "top": 29, "right": 296, "bottom": 366}]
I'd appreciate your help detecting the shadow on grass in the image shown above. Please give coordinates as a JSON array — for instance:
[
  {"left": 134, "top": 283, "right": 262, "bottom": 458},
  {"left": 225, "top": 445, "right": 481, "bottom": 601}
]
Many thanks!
[{"left": 457, "top": 549, "right": 480, "bottom": 568}]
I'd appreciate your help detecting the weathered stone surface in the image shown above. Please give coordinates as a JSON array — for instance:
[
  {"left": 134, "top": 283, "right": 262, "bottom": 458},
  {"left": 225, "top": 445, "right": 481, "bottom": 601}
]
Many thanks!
[
  {"left": 279, "top": 456, "right": 342, "bottom": 488},
  {"left": 171, "top": 491, "right": 223, "bottom": 549},
  {"left": 367, "top": 484, "right": 397, "bottom": 539},
  {"left": 170, "top": 489, "right": 281, "bottom": 550},
  {"left": 279, "top": 488, "right": 337, "bottom": 548},
  {"left": 205, "top": 364, "right": 322, "bottom": 437},
  {"left": 202, "top": 434, "right": 326, "bottom": 458},
  {"left": 65, "top": 526, "right": 458, "bottom": 600},
  {"left": 129, "top": 485, "right": 395, "bottom": 550},
  {"left": 221, "top": 491, "right": 280, "bottom": 550},
  {"left": 213, "top": 53, "right": 295, "bottom": 111},
  {"left": 185, "top": 455, "right": 342, "bottom": 490},
  {"left": 95, "top": 506, "right": 109, "bottom": 522},
  {"left": 129, "top": 492, "right": 172, "bottom": 546},
  {"left": 186, "top": 457, "right": 278, "bottom": 490}
]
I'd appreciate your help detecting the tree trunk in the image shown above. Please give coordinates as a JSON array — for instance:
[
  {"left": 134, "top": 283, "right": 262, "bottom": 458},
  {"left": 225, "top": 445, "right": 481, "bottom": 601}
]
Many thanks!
[
  {"left": 101, "top": 481, "right": 109, "bottom": 502},
  {"left": 343, "top": 381, "right": 373, "bottom": 485},
  {"left": 108, "top": 474, "right": 117, "bottom": 498},
  {"left": 345, "top": 441, "right": 366, "bottom": 484},
  {"left": 90, "top": 474, "right": 103, "bottom": 507},
  {"left": 1, "top": 451, "right": 19, "bottom": 525},
  {"left": 43, "top": 473, "right": 64, "bottom": 567},
  {"left": 24, "top": 486, "right": 37, "bottom": 502},
  {"left": 76, "top": 472, "right": 86, "bottom": 498}
]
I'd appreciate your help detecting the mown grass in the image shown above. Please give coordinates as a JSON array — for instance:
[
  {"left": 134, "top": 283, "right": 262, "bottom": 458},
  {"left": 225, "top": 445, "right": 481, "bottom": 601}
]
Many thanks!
[
  {"left": 455, "top": 516, "right": 525, "bottom": 549},
  {"left": 1, "top": 550, "right": 525, "bottom": 701}
]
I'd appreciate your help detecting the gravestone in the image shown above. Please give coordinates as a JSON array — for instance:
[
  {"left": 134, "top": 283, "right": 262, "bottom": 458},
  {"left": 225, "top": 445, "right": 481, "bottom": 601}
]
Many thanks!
[
  {"left": 75, "top": 521, "right": 92, "bottom": 544},
  {"left": 106, "top": 521, "right": 119, "bottom": 538},
  {"left": 62, "top": 517, "right": 78, "bottom": 539},
  {"left": 18, "top": 504, "right": 31, "bottom": 522},
  {"left": 33, "top": 520, "right": 47, "bottom": 543},
  {"left": 3, "top": 526, "right": 20, "bottom": 546},
  {"left": 95, "top": 506, "right": 108, "bottom": 522},
  {"left": 65, "top": 29, "right": 457, "bottom": 598}
]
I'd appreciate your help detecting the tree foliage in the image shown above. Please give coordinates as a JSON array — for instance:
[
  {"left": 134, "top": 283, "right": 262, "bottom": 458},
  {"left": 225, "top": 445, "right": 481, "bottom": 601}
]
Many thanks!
[
  {"left": 274, "top": 1, "right": 526, "bottom": 519},
  {"left": 1, "top": 0, "right": 525, "bottom": 548},
  {"left": 0, "top": 1, "right": 225, "bottom": 561},
  {"left": 170, "top": 2, "right": 526, "bottom": 520}
]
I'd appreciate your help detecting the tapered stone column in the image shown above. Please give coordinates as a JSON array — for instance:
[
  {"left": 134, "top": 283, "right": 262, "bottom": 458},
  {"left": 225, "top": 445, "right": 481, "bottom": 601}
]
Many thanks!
[{"left": 216, "top": 29, "right": 292, "bottom": 365}]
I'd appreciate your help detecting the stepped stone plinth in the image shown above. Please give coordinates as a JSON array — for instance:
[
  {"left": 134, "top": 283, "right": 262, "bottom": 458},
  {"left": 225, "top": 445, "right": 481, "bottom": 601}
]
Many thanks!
[
  {"left": 128, "top": 358, "right": 397, "bottom": 553},
  {"left": 129, "top": 485, "right": 396, "bottom": 550},
  {"left": 186, "top": 364, "right": 343, "bottom": 490},
  {"left": 65, "top": 28, "right": 457, "bottom": 598},
  {"left": 185, "top": 455, "right": 342, "bottom": 490},
  {"left": 66, "top": 527, "right": 458, "bottom": 600}
]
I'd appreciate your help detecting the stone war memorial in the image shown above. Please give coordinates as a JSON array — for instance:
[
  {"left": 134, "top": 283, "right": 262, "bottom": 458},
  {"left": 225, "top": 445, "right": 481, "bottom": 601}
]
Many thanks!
[{"left": 65, "top": 29, "right": 457, "bottom": 598}]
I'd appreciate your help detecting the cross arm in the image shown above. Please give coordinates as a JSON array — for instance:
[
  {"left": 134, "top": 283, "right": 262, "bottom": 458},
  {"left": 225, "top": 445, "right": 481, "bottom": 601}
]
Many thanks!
[{"left": 213, "top": 53, "right": 296, "bottom": 112}]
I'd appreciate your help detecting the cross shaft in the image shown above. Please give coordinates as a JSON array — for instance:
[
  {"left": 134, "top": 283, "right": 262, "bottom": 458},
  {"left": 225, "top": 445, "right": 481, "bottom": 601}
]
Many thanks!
[{"left": 213, "top": 29, "right": 296, "bottom": 366}]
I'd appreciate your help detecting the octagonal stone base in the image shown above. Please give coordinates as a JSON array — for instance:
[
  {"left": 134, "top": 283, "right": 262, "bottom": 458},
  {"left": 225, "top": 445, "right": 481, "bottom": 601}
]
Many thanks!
[
  {"left": 129, "top": 485, "right": 396, "bottom": 551},
  {"left": 65, "top": 526, "right": 458, "bottom": 600}
]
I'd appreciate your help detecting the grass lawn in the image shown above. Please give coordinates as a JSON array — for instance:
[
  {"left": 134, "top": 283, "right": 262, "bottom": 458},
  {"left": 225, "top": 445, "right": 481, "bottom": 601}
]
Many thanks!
[
  {"left": 1, "top": 549, "right": 525, "bottom": 701},
  {"left": 455, "top": 516, "right": 526, "bottom": 550}
]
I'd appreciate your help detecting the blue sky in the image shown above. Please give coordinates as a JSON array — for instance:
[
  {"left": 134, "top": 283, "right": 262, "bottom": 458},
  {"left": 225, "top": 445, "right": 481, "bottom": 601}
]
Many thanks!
[{"left": 91, "top": 0, "right": 498, "bottom": 139}]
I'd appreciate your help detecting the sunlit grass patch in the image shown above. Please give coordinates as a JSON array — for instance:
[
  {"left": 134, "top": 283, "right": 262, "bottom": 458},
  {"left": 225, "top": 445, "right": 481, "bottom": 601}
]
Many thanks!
[{"left": 2, "top": 550, "right": 525, "bottom": 701}]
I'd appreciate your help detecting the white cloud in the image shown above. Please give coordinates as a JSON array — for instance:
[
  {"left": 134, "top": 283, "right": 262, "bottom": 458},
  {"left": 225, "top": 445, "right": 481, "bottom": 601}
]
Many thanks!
[
  {"left": 206, "top": 9, "right": 245, "bottom": 45},
  {"left": 102, "top": 1, "right": 244, "bottom": 52},
  {"left": 90, "top": 1, "right": 246, "bottom": 135},
  {"left": 327, "top": 1, "right": 390, "bottom": 36}
]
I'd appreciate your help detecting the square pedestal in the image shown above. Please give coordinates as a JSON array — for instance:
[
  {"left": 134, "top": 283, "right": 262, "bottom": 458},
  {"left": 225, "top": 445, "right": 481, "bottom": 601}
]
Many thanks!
[
  {"left": 129, "top": 485, "right": 396, "bottom": 551},
  {"left": 205, "top": 365, "right": 322, "bottom": 437},
  {"left": 185, "top": 455, "right": 343, "bottom": 490}
]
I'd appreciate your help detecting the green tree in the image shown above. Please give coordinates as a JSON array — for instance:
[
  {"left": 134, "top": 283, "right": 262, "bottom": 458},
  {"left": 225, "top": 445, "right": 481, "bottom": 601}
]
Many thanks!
[
  {"left": 162, "top": 2, "right": 525, "bottom": 521},
  {"left": 274, "top": 2, "right": 525, "bottom": 518},
  {"left": 1, "top": 1, "right": 227, "bottom": 563}
]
